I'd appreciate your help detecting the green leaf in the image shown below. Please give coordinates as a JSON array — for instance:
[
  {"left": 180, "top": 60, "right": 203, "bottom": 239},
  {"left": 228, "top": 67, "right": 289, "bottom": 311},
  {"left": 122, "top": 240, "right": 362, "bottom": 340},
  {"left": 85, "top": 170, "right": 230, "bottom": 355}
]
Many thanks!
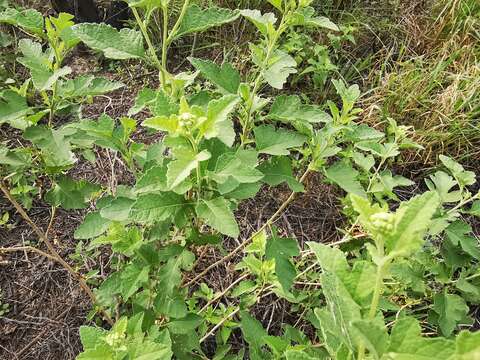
[
  {"left": 189, "top": 58, "right": 240, "bottom": 94},
  {"left": 129, "top": 88, "right": 178, "bottom": 117},
  {"left": 167, "top": 150, "right": 211, "bottom": 189},
  {"left": 240, "top": 9, "right": 277, "bottom": 37},
  {"left": 425, "top": 171, "right": 462, "bottom": 203},
  {"left": 258, "top": 156, "right": 304, "bottom": 192},
  {"left": 18, "top": 39, "right": 72, "bottom": 91},
  {"left": 72, "top": 23, "right": 145, "bottom": 59},
  {"left": 386, "top": 317, "right": 455, "bottom": 359},
  {"left": 202, "top": 94, "right": 240, "bottom": 146},
  {"left": 455, "top": 330, "right": 480, "bottom": 359},
  {"left": 308, "top": 242, "right": 349, "bottom": 275},
  {"left": 439, "top": 155, "right": 476, "bottom": 188},
  {"left": 0, "top": 90, "right": 32, "bottom": 129},
  {"left": 254, "top": 125, "right": 306, "bottom": 155},
  {"left": 432, "top": 292, "right": 469, "bottom": 337},
  {"left": 263, "top": 49, "right": 297, "bottom": 90},
  {"left": 130, "top": 192, "right": 186, "bottom": 223},
  {"left": 211, "top": 149, "right": 264, "bottom": 186},
  {"left": 74, "top": 212, "right": 111, "bottom": 240},
  {"left": 23, "top": 125, "right": 77, "bottom": 170},
  {"left": 0, "top": 7, "right": 43, "bottom": 35},
  {"left": 268, "top": 95, "right": 331, "bottom": 124},
  {"left": 265, "top": 229, "right": 299, "bottom": 291},
  {"left": 352, "top": 320, "right": 389, "bottom": 359},
  {"left": 240, "top": 311, "right": 267, "bottom": 355},
  {"left": 175, "top": 5, "right": 240, "bottom": 39},
  {"left": 290, "top": 7, "right": 338, "bottom": 31},
  {"left": 45, "top": 176, "right": 100, "bottom": 210},
  {"left": 57, "top": 75, "right": 124, "bottom": 99},
  {"left": 100, "top": 197, "right": 136, "bottom": 222},
  {"left": 325, "top": 161, "right": 366, "bottom": 198},
  {"left": 445, "top": 221, "right": 480, "bottom": 259},
  {"left": 195, "top": 197, "right": 239, "bottom": 238},
  {"left": 386, "top": 192, "right": 440, "bottom": 257}
]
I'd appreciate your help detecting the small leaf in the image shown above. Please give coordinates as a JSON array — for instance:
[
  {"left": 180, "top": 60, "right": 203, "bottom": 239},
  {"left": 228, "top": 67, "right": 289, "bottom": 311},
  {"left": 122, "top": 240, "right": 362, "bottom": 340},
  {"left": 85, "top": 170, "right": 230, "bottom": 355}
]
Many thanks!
[
  {"left": 202, "top": 95, "right": 239, "bottom": 146},
  {"left": 240, "top": 9, "right": 276, "bottom": 36},
  {"left": 167, "top": 150, "right": 211, "bottom": 189},
  {"left": 195, "top": 197, "right": 239, "bottom": 238}
]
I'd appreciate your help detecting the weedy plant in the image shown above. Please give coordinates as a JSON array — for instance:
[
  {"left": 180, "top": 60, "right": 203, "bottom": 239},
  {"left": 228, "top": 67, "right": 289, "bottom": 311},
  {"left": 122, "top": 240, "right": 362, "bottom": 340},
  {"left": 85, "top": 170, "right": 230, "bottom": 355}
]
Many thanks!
[{"left": 0, "top": 0, "right": 480, "bottom": 359}]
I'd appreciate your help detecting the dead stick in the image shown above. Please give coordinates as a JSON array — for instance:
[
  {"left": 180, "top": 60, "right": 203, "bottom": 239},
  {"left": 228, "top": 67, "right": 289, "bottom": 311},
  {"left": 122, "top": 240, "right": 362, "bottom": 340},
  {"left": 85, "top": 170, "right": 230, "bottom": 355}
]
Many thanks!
[{"left": 0, "top": 180, "right": 114, "bottom": 326}]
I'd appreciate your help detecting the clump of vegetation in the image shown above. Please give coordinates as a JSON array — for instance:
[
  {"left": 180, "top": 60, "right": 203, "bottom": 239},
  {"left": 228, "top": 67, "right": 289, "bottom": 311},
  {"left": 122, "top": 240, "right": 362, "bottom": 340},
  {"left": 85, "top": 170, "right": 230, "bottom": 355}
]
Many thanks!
[{"left": 0, "top": 0, "right": 479, "bottom": 359}]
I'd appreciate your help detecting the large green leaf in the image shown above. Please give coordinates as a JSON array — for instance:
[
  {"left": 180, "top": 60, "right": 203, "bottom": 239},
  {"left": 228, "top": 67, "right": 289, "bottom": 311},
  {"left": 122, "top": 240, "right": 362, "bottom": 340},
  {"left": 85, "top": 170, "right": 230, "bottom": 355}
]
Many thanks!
[
  {"left": 352, "top": 320, "right": 389, "bottom": 359},
  {"left": 263, "top": 49, "right": 297, "bottom": 89},
  {"left": 0, "top": 90, "right": 32, "bottom": 129},
  {"left": 18, "top": 39, "right": 72, "bottom": 91},
  {"left": 72, "top": 23, "right": 145, "bottom": 59},
  {"left": 431, "top": 292, "right": 469, "bottom": 337},
  {"left": 23, "top": 125, "right": 77, "bottom": 170},
  {"left": 74, "top": 211, "right": 111, "bottom": 240},
  {"left": 240, "top": 311, "right": 268, "bottom": 357},
  {"left": 211, "top": 149, "right": 264, "bottom": 186},
  {"left": 385, "top": 317, "right": 455, "bottom": 359},
  {"left": 265, "top": 230, "right": 299, "bottom": 291},
  {"left": 189, "top": 58, "right": 240, "bottom": 94},
  {"left": 167, "top": 150, "right": 211, "bottom": 190},
  {"left": 240, "top": 9, "right": 276, "bottom": 36},
  {"left": 254, "top": 125, "right": 306, "bottom": 155},
  {"left": 130, "top": 192, "right": 186, "bottom": 223},
  {"left": 290, "top": 7, "right": 338, "bottom": 31},
  {"left": 195, "top": 197, "right": 239, "bottom": 238},
  {"left": 455, "top": 330, "right": 480, "bottom": 359},
  {"left": 325, "top": 161, "right": 366, "bottom": 198},
  {"left": 0, "top": 7, "right": 43, "bottom": 35},
  {"left": 175, "top": 5, "right": 240, "bottom": 39},
  {"left": 45, "top": 176, "right": 100, "bottom": 210},
  {"left": 57, "top": 75, "right": 124, "bottom": 99},
  {"left": 258, "top": 156, "right": 304, "bottom": 192},
  {"left": 201, "top": 95, "right": 240, "bottom": 146}
]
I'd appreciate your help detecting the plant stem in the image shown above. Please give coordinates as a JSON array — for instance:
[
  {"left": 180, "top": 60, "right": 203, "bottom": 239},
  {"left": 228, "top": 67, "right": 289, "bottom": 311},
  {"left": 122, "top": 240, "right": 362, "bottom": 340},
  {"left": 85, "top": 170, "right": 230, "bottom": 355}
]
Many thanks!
[
  {"left": 161, "top": 5, "right": 169, "bottom": 73},
  {"left": 240, "top": 12, "right": 288, "bottom": 146},
  {"left": 131, "top": 7, "right": 168, "bottom": 88},
  {"left": 166, "top": 0, "right": 190, "bottom": 46}
]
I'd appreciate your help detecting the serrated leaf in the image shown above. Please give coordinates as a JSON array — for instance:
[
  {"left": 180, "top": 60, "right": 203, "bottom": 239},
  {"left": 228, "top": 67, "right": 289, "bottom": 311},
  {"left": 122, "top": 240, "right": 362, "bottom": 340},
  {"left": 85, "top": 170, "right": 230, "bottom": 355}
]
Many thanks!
[
  {"left": 175, "top": 5, "right": 240, "bottom": 39},
  {"left": 74, "top": 211, "right": 111, "bottom": 240},
  {"left": 167, "top": 150, "right": 211, "bottom": 189},
  {"left": 351, "top": 319, "right": 389, "bottom": 359},
  {"left": 290, "top": 7, "right": 338, "bottom": 31},
  {"left": 254, "top": 125, "right": 306, "bottom": 155},
  {"left": 240, "top": 311, "right": 267, "bottom": 355},
  {"left": 263, "top": 49, "right": 297, "bottom": 89},
  {"left": 202, "top": 95, "right": 239, "bottom": 146},
  {"left": 100, "top": 197, "right": 136, "bottom": 222},
  {"left": 130, "top": 192, "right": 186, "bottom": 223},
  {"left": 195, "top": 197, "right": 239, "bottom": 237},
  {"left": 45, "top": 176, "right": 100, "bottom": 210},
  {"left": 57, "top": 75, "right": 124, "bottom": 99},
  {"left": 432, "top": 292, "right": 469, "bottom": 337},
  {"left": 440, "top": 155, "right": 476, "bottom": 188},
  {"left": 129, "top": 88, "right": 178, "bottom": 117},
  {"left": 72, "top": 23, "right": 145, "bottom": 59},
  {"left": 258, "top": 156, "right": 304, "bottom": 192},
  {"left": 445, "top": 221, "right": 480, "bottom": 259},
  {"left": 0, "top": 7, "right": 43, "bottom": 35},
  {"left": 189, "top": 58, "right": 240, "bottom": 94},
  {"left": 0, "top": 90, "right": 32, "bottom": 129},
  {"left": 18, "top": 39, "right": 72, "bottom": 90},
  {"left": 425, "top": 171, "right": 462, "bottom": 203},
  {"left": 23, "top": 125, "right": 77, "bottom": 170},
  {"left": 265, "top": 229, "right": 299, "bottom": 291},
  {"left": 240, "top": 9, "right": 276, "bottom": 36},
  {"left": 325, "top": 161, "right": 366, "bottom": 198},
  {"left": 211, "top": 149, "right": 264, "bottom": 186}
]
